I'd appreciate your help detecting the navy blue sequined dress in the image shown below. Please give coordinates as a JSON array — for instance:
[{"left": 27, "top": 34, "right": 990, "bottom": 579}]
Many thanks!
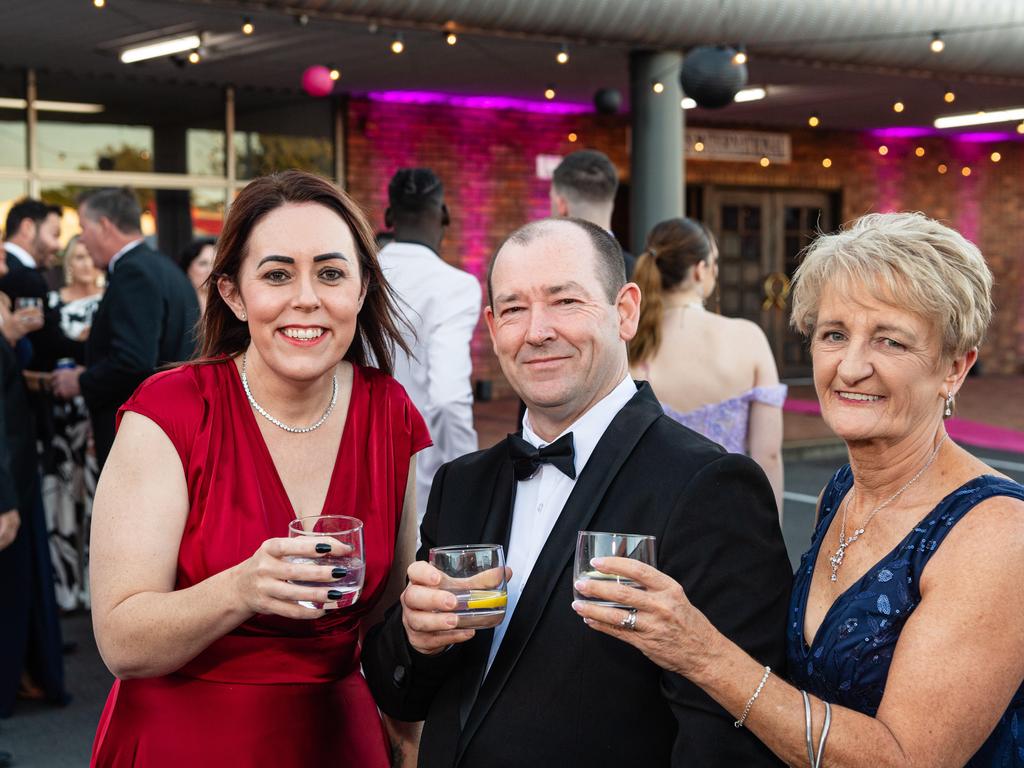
[{"left": 787, "top": 466, "right": 1024, "bottom": 767}]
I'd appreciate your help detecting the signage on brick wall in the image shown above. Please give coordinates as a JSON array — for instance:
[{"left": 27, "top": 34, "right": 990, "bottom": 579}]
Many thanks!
[
  {"left": 685, "top": 128, "right": 791, "bottom": 163},
  {"left": 536, "top": 154, "right": 562, "bottom": 179}
]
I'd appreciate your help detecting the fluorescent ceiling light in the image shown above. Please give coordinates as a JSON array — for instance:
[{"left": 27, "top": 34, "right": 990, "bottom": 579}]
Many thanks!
[
  {"left": 120, "top": 34, "right": 201, "bottom": 64},
  {"left": 0, "top": 97, "right": 105, "bottom": 114},
  {"left": 734, "top": 87, "right": 767, "bottom": 103},
  {"left": 934, "top": 107, "right": 1024, "bottom": 129},
  {"left": 682, "top": 87, "right": 766, "bottom": 110}
]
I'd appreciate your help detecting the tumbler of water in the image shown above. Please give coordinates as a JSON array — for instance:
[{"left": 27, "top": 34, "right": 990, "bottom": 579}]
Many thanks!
[
  {"left": 428, "top": 544, "right": 508, "bottom": 629},
  {"left": 287, "top": 515, "right": 365, "bottom": 610},
  {"left": 573, "top": 531, "right": 656, "bottom": 609}
]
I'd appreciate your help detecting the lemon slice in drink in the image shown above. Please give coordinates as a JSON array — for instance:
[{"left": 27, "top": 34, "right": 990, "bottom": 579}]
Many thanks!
[{"left": 466, "top": 590, "right": 507, "bottom": 610}]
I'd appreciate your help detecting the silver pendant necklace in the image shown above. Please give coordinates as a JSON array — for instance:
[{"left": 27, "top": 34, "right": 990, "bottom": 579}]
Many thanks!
[
  {"left": 241, "top": 351, "right": 338, "bottom": 434},
  {"left": 829, "top": 433, "right": 948, "bottom": 582}
]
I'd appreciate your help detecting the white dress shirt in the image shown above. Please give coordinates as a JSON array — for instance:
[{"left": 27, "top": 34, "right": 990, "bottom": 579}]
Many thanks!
[
  {"left": 378, "top": 241, "right": 482, "bottom": 530},
  {"left": 3, "top": 242, "right": 36, "bottom": 269},
  {"left": 487, "top": 374, "right": 637, "bottom": 672},
  {"left": 107, "top": 238, "right": 144, "bottom": 273}
]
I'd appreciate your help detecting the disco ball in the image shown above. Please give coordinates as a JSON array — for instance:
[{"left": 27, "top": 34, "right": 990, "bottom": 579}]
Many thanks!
[
  {"left": 680, "top": 46, "right": 748, "bottom": 109},
  {"left": 593, "top": 88, "right": 622, "bottom": 115}
]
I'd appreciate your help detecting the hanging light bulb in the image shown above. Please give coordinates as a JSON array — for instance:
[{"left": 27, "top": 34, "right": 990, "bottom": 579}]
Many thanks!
[
  {"left": 652, "top": 81, "right": 664, "bottom": 94},
  {"left": 821, "top": 158, "right": 832, "bottom": 168},
  {"left": 937, "top": 163, "right": 948, "bottom": 174},
  {"left": 93, "top": 0, "right": 105, "bottom": 7},
  {"left": 390, "top": 33, "right": 404, "bottom": 54},
  {"left": 329, "top": 66, "right": 340, "bottom": 81},
  {"left": 759, "top": 156, "right": 770, "bottom": 167},
  {"left": 445, "top": 32, "right": 458, "bottom": 45},
  {"left": 915, "top": 146, "right": 926, "bottom": 157},
  {"left": 930, "top": 32, "right": 945, "bottom": 53},
  {"left": 544, "top": 85, "right": 556, "bottom": 100},
  {"left": 944, "top": 88, "right": 956, "bottom": 103},
  {"left": 567, "top": 132, "right": 578, "bottom": 142},
  {"left": 893, "top": 101, "right": 905, "bottom": 113},
  {"left": 961, "top": 166, "right": 972, "bottom": 177},
  {"left": 732, "top": 45, "right": 748, "bottom": 65},
  {"left": 242, "top": 17, "right": 254, "bottom": 35},
  {"left": 556, "top": 44, "right": 569, "bottom": 65},
  {"left": 188, "top": 49, "right": 201, "bottom": 64},
  {"left": 878, "top": 145, "right": 889, "bottom": 156},
  {"left": 991, "top": 151, "right": 1002, "bottom": 163},
  {"left": 808, "top": 115, "right": 820, "bottom": 127}
]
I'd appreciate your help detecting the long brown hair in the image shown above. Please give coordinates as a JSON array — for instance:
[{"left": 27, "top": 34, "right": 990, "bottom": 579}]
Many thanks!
[
  {"left": 197, "top": 170, "right": 409, "bottom": 374},
  {"left": 628, "top": 217, "right": 713, "bottom": 365}
]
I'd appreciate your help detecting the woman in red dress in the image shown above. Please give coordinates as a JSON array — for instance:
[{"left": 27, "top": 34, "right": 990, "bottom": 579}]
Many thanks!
[{"left": 89, "top": 171, "right": 430, "bottom": 767}]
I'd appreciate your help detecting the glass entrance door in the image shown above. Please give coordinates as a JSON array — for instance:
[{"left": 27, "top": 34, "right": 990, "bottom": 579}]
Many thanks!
[{"left": 706, "top": 188, "right": 833, "bottom": 379}]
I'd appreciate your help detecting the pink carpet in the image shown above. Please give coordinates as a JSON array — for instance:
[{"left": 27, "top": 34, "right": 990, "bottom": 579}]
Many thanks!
[{"left": 784, "top": 398, "right": 1024, "bottom": 454}]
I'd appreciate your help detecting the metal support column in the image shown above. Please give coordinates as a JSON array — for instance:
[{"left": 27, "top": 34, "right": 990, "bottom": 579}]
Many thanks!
[
  {"left": 628, "top": 50, "right": 684, "bottom": 255},
  {"left": 26, "top": 68, "right": 39, "bottom": 198}
]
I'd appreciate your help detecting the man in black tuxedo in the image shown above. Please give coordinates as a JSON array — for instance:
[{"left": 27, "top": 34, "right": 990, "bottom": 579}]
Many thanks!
[
  {"left": 51, "top": 188, "right": 198, "bottom": 469},
  {"left": 0, "top": 198, "right": 79, "bottom": 370},
  {"left": 363, "top": 218, "right": 791, "bottom": 767}
]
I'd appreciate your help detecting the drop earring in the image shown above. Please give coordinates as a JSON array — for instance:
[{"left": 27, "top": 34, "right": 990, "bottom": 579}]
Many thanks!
[
  {"left": 240, "top": 311, "right": 247, "bottom": 322},
  {"left": 944, "top": 391, "right": 954, "bottom": 417}
]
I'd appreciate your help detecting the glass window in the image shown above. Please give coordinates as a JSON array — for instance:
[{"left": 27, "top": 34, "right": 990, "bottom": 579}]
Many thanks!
[
  {"left": 0, "top": 69, "right": 25, "bottom": 169},
  {"left": 234, "top": 89, "right": 333, "bottom": 180},
  {"left": 188, "top": 129, "right": 226, "bottom": 176},
  {"left": 191, "top": 187, "right": 226, "bottom": 238},
  {"left": 37, "top": 122, "right": 153, "bottom": 172}
]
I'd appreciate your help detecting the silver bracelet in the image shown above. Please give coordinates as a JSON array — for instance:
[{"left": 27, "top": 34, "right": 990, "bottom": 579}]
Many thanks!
[
  {"left": 815, "top": 700, "right": 832, "bottom": 768},
  {"left": 734, "top": 665, "right": 771, "bottom": 728},
  {"left": 802, "top": 690, "right": 815, "bottom": 767}
]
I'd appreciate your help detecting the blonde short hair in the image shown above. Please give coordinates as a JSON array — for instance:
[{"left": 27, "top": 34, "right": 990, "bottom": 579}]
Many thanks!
[{"left": 790, "top": 212, "right": 993, "bottom": 358}]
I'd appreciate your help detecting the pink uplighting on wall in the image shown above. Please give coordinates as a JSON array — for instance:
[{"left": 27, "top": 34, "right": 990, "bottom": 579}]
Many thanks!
[{"left": 366, "top": 90, "right": 591, "bottom": 115}]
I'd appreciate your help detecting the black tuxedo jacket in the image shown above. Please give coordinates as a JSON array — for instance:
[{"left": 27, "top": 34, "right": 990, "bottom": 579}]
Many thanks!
[
  {"left": 0, "top": 249, "right": 81, "bottom": 370},
  {"left": 80, "top": 242, "right": 198, "bottom": 467},
  {"left": 364, "top": 383, "right": 791, "bottom": 768}
]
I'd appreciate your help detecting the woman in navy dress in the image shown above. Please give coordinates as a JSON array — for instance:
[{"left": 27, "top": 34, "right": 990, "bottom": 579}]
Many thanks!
[{"left": 573, "top": 212, "right": 1024, "bottom": 767}]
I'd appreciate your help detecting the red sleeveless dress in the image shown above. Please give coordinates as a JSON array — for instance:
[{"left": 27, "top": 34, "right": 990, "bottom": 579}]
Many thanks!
[{"left": 90, "top": 359, "right": 430, "bottom": 767}]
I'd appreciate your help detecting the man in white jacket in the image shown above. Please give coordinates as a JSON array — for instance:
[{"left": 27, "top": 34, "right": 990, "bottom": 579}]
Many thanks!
[{"left": 378, "top": 169, "right": 481, "bottom": 533}]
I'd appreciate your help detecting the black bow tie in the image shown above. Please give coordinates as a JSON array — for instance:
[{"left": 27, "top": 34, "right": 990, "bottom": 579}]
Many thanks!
[{"left": 507, "top": 432, "right": 576, "bottom": 482}]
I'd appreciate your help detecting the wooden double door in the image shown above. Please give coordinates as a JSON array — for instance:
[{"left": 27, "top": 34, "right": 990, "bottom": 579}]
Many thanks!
[{"left": 705, "top": 188, "right": 836, "bottom": 379}]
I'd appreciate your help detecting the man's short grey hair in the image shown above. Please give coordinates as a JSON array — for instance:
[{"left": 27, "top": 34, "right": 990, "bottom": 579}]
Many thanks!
[
  {"left": 790, "top": 211, "right": 993, "bottom": 359},
  {"left": 487, "top": 218, "right": 625, "bottom": 305},
  {"left": 551, "top": 150, "right": 618, "bottom": 206},
  {"left": 77, "top": 187, "right": 143, "bottom": 234}
]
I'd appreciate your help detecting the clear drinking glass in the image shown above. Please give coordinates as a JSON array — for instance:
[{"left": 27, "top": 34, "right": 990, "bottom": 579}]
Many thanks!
[
  {"left": 573, "top": 531, "right": 657, "bottom": 609},
  {"left": 428, "top": 544, "right": 508, "bottom": 629},
  {"left": 286, "top": 515, "right": 365, "bottom": 610},
  {"left": 15, "top": 297, "right": 44, "bottom": 331}
]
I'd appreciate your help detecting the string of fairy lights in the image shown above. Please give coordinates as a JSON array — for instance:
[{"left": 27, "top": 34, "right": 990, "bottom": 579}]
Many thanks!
[{"left": 93, "top": 1, "right": 1024, "bottom": 174}]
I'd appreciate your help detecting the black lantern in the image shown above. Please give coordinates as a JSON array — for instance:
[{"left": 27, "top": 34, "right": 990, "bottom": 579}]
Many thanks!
[
  {"left": 593, "top": 87, "right": 622, "bottom": 115},
  {"left": 680, "top": 46, "right": 748, "bottom": 109}
]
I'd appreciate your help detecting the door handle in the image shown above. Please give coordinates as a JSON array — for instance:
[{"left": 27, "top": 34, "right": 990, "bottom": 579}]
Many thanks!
[{"left": 762, "top": 272, "right": 791, "bottom": 311}]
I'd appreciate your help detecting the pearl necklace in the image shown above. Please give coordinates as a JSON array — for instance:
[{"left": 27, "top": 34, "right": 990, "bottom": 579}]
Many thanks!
[
  {"left": 828, "top": 433, "right": 948, "bottom": 582},
  {"left": 241, "top": 352, "right": 338, "bottom": 434}
]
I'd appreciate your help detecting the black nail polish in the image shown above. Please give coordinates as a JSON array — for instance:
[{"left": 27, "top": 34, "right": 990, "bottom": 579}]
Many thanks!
[
  {"left": 331, "top": 567, "right": 348, "bottom": 579},
  {"left": 315, "top": 543, "right": 331, "bottom": 554},
  {"left": 327, "top": 589, "right": 342, "bottom": 600}
]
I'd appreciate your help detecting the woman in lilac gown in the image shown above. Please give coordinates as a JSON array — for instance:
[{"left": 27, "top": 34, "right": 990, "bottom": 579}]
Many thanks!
[{"left": 628, "top": 217, "right": 786, "bottom": 513}]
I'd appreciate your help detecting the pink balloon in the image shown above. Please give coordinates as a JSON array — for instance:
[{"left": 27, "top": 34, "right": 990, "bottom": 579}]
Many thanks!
[{"left": 302, "top": 65, "right": 334, "bottom": 98}]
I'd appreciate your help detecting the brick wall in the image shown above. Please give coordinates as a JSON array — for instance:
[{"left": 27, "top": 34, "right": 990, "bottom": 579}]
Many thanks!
[{"left": 345, "top": 97, "right": 1024, "bottom": 391}]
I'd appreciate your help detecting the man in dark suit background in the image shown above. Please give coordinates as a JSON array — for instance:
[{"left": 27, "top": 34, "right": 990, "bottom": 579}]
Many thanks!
[
  {"left": 51, "top": 188, "right": 199, "bottom": 469},
  {"left": 363, "top": 218, "right": 791, "bottom": 767},
  {"left": 0, "top": 199, "right": 79, "bottom": 370},
  {"left": 550, "top": 150, "right": 636, "bottom": 278}
]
